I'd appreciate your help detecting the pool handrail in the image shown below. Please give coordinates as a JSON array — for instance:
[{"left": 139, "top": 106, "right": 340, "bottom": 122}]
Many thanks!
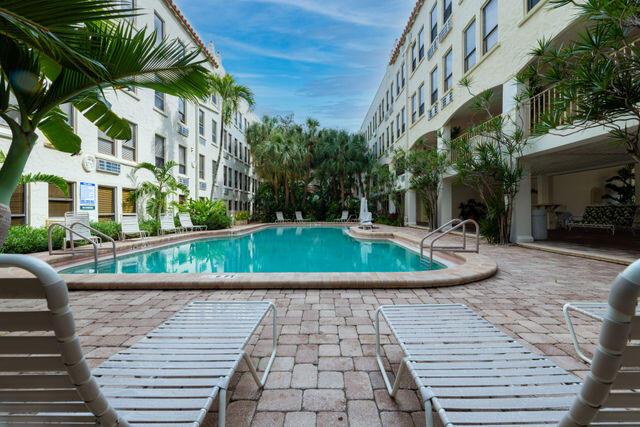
[
  {"left": 48, "top": 222, "right": 116, "bottom": 271},
  {"left": 419, "top": 218, "right": 479, "bottom": 264}
]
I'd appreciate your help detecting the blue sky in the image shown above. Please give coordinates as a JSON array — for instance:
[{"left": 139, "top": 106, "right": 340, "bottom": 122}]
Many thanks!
[{"left": 174, "top": 0, "right": 415, "bottom": 132}]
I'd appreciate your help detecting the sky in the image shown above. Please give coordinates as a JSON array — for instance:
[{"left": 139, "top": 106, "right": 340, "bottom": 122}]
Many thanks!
[{"left": 173, "top": 0, "right": 415, "bottom": 132}]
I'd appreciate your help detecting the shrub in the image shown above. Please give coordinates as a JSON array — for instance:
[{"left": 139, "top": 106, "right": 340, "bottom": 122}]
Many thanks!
[
  {"left": 235, "top": 210, "right": 250, "bottom": 221},
  {"left": 139, "top": 219, "right": 160, "bottom": 236},
  {"left": 1, "top": 225, "right": 64, "bottom": 254},
  {"left": 186, "top": 199, "right": 232, "bottom": 230},
  {"left": 90, "top": 221, "right": 121, "bottom": 241}
]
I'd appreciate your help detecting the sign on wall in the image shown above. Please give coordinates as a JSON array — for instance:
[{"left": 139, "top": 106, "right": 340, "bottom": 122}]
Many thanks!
[{"left": 79, "top": 182, "right": 96, "bottom": 211}]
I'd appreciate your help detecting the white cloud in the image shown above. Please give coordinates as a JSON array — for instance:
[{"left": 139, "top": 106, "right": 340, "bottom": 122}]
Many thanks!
[{"left": 216, "top": 36, "right": 338, "bottom": 64}]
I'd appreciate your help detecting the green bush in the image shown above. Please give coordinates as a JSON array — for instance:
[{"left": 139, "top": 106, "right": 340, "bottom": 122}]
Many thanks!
[
  {"left": 186, "top": 199, "right": 231, "bottom": 230},
  {"left": 90, "top": 221, "right": 121, "bottom": 241},
  {"left": 235, "top": 210, "right": 250, "bottom": 221},
  {"left": 139, "top": 219, "right": 160, "bottom": 236},
  {"left": 1, "top": 225, "right": 64, "bottom": 254}
]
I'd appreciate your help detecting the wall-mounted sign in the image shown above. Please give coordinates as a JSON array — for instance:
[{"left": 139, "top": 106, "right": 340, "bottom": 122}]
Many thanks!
[{"left": 79, "top": 182, "right": 96, "bottom": 211}]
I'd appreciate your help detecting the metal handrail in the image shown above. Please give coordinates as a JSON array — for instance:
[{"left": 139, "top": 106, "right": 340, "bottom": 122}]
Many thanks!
[
  {"left": 48, "top": 222, "right": 117, "bottom": 271},
  {"left": 420, "top": 219, "right": 480, "bottom": 265}
]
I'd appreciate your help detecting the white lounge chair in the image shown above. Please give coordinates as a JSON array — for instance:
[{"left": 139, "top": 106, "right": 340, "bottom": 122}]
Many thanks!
[
  {"left": 359, "top": 212, "right": 373, "bottom": 230},
  {"left": 294, "top": 211, "right": 309, "bottom": 222},
  {"left": 160, "top": 213, "right": 181, "bottom": 235},
  {"left": 0, "top": 254, "right": 278, "bottom": 427},
  {"left": 64, "top": 211, "right": 101, "bottom": 248},
  {"left": 178, "top": 212, "right": 207, "bottom": 232},
  {"left": 333, "top": 210, "right": 354, "bottom": 223},
  {"left": 120, "top": 214, "right": 149, "bottom": 241},
  {"left": 375, "top": 259, "right": 640, "bottom": 427},
  {"left": 275, "top": 211, "right": 289, "bottom": 223}
]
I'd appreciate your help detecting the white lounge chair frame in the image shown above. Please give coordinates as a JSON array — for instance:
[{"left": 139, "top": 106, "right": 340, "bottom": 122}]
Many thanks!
[
  {"left": 160, "top": 213, "right": 182, "bottom": 235},
  {"left": 294, "top": 211, "right": 309, "bottom": 222},
  {"left": 120, "top": 214, "right": 149, "bottom": 241},
  {"left": 178, "top": 212, "right": 207, "bottom": 231},
  {"left": 0, "top": 254, "right": 277, "bottom": 427},
  {"left": 360, "top": 212, "right": 373, "bottom": 230},
  {"left": 275, "top": 211, "right": 289, "bottom": 223},
  {"left": 333, "top": 210, "right": 355, "bottom": 223},
  {"left": 375, "top": 259, "right": 640, "bottom": 426},
  {"left": 64, "top": 211, "right": 101, "bottom": 247}
]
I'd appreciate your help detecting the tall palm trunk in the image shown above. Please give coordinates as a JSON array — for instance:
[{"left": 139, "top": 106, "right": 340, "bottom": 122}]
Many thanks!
[
  {"left": 0, "top": 127, "right": 37, "bottom": 246},
  {"left": 210, "top": 120, "right": 225, "bottom": 200}
]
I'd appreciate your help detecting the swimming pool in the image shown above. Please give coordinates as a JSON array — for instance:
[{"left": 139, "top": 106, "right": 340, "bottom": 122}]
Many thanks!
[{"left": 60, "top": 226, "right": 445, "bottom": 274}]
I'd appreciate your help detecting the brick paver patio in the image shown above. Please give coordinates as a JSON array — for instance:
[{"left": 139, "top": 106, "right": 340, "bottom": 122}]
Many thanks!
[{"left": 2, "top": 226, "right": 629, "bottom": 426}]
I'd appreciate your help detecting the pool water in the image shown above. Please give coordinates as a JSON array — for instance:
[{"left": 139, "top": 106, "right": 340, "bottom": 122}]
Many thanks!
[{"left": 60, "top": 227, "right": 445, "bottom": 274}]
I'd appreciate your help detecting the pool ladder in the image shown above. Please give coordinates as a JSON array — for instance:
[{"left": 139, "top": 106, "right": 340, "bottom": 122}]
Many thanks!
[
  {"left": 420, "top": 219, "right": 480, "bottom": 266},
  {"left": 48, "top": 223, "right": 117, "bottom": 272}
]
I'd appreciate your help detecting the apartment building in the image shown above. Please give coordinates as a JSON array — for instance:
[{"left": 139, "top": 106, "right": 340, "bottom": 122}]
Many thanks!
[
  {"left": 361, "top": 0, "right": 639, "bottom": 242},
  {"left": 2, "top": 0, "right": 257, "bottom": 227}
]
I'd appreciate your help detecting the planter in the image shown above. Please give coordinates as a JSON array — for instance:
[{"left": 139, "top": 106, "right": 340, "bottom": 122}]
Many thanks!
[{"left": 0, "top": 203, "right": 10, "bottom": 248}]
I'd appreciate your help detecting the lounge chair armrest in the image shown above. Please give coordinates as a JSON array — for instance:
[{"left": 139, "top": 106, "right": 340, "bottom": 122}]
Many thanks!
[{"left": 562, "top": 302, "right": 595, "bottom": 364}]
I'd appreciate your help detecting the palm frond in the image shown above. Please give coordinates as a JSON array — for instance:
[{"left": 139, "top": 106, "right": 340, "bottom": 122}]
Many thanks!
[
  {"left": 19, "top": 172, "right": 68, "bottom": 195},
  {"left": 38, "top": 107, "right": 81, "bottom": 154}
]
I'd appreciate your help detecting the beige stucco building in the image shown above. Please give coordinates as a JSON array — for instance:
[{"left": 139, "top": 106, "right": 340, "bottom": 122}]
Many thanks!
[
  {"left": 360, "top": 0, "right": 639, "bottom": 242},
  {"left": 2, "top": 0, "right": 257, "bottom": 227}
]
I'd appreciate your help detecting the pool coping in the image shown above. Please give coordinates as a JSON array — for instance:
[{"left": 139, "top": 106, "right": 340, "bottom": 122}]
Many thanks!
[{"left": 22, "top": 223, "right": 498, "bottom": 290}]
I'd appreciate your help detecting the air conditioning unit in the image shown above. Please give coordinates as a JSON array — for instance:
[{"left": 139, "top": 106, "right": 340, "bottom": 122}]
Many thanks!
[
  {"left": 199, "top": 181, "right": 207, "bottom": 191},
  {"left": 428, "top": 104, "right": 439, "bottom": 120},
  {"left": 427, "top": 40, "right": 438, "bottom": 60},
  {"left": 439, "top": 18, "right": 452, "bottom": 42},
  {"left": 177, "top": 123, "right": 189, "bottom": 137},
  {"left": 178, "top": 177, "right": 189, "bottom": 186},
  {"left": 441, "top": 91, "right": 454, "bottom": 109},
  {"left": 96, "top": 159, "right": 121, "bottom": 175},
  {"left": 224, "top": 188, "right": 229, "bottom": 195}
]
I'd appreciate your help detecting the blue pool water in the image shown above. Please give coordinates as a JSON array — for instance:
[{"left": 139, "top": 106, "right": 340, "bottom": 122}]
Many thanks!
[{"left": 60, "top": 227, "right": 444, "bottom": 274}]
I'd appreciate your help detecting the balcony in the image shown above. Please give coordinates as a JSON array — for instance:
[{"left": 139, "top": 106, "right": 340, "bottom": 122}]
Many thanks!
[
  {"left": 438, "top": 18, "right": 452, "bottom": 42},
  {"left": 427, "top": 40, "right": 438, "bottom": 60},
  {"left": 441, "top": 90, "right": 454, "bottom": 110}
]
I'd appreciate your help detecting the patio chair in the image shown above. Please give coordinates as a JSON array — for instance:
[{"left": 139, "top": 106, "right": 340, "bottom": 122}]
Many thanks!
[
  {"left": 333, "top": 210, "right": 354, "bottom": 223},
  {"left": 275, "top": 211, "right": 289, "bottom": 223},
  {"left": 0, "top": 254, "right": 278, "bottom": 427},
  {"left": 376, "top": 258, "right": 640, "bottom": 427},
  {"left": 160, "top": 213, "right": 181, "bottom": 235},
  {"left": 295, "top": 211, "right": 309, "bottom": 222},
  {"left": 359, "top": 211, "right": 373, "bottom": 230},
  {"left": 178, "top": 212, "right": 207, "bottom": 232},
  {"left": 120, "top": 214, "right": 149, "bottom": 241},
  {"left": 64, "top": 211, "right": 101, "bottom": 249}
]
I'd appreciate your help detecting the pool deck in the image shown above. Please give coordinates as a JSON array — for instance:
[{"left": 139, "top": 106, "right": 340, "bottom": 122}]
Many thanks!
[
  {"left": 25, "top": 223, "right": 497, "bottom": 290},
  {"left": 1, "top": 225, "right": 629, "bottom": 426}
]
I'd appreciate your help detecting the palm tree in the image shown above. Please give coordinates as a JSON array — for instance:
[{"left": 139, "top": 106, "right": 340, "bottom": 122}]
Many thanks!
[
  {"left": 0, "top": 2, "right": 212, "bottom": 245},
  {"left": 132, "top": 161, "right": 188, "bottom": 224},
  {"left": 209, "top": 74, "right": 255, "bottom": 199}
]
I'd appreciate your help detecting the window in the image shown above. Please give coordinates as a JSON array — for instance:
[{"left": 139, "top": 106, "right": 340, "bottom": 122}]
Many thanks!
[
  {"left": 178, "top": 145, "right": 187, "bottom": 174},
  {"left": 98, "top": 186, "right": 115, "bottom": 221},
  {"left": 212, "top": 160, "right": 217, "bottom": 181},
  {"left": 411, "top": 43, "right": 417, "bottom": 71},
  {"left": 154, "top": 90, "right": 165, "bottom": 111},
  {"left": 430, "top": 4, "right": 438, "bottom": 43},
  {"left": 444, "top": 49, "right": 453, "bottom": 92},
  {"left": 177, "top": 40, "right": 186, "bottom": 57},
  {"left": 122, "top": 188, "right": 136, "bottom": 214},
  {"left": 212, "top": 119, "right": 218, "bottom": 143},
  {"left": 234, "top": 138, "right": 238, "bottom": 157},
  {"left": 48, "top": 182, "right": 74, "bottom": 218},
  {"left": 430, "top": 66, "right": 439, "bottom": 104},
  {"left": 234, "top": 171, "right": 238, "bottom": 189},
  {"left": 178, "top": 98, "right": 186, "bottom": 123},
  {"left": 401, "top": 63, "right": 406, "bottom": 87},
  {"left": 199, "top": 154, "right": 205, "bottom": 180},
  {"left": 418, "top": 28, "right": 425, "bottom": 60},
  {"left": 483, "top": 0, "right": 498, "bottom": 53},
  {"left": 122, "top": 122, "right": 137, "bottom": 161},
  {"left": 527, "top": 0, "right": 541, "bottom": 11},
  {"left": 401, "top": 107, "right": 406, "bottom": 132},
  {"left": 464, "top": 20, "right": 477, "bottom": 71},
  {"left": 411, "top": 93, "right": 417, "bottom": 123},
  {"left": 385, "top": 90, "right": 389, "bottom": 111},
  {"left": 418, "top": 84, "right": 425, "bottom": 116},
  {"left": 10, "top": 184, "right": 26, "bottom": 225},
  {"left": 198, "top": 109, "right": 205, "bottom": 136},
  {"left": 153, "top": 12, "right": 164, "bottom": 44},
  {"left": 98, "top": 130, "right": 115, "bottom": 156},
  {"left": 61, "top": 103, "right": 74, "bottom": 129},
  {"left": 155, "top": 135, "right": 165, "bottom": 167},
  {"left": 444, "top": 0, "right": 452, "bottom": 22},
  {"left": 391, "top": 83, "right": 394, "bottom": 101},
  {"left": 223, "top": 166, "right": 228, "bottom": 186},
  {"left": 212, "top": 94, "right": 217, "bottom": 105},
  {"left": 396, "top": 71, "right": 400, "bottom": 94},
  {"left": 396, "top": 114, "right": 400, "bottom": 137}
]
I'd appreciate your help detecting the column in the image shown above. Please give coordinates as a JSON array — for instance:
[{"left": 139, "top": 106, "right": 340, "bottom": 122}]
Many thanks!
[
  {"left": 405, "top": 189, "right": 417, "bottom": 226},
  {"left": 438, "top": 177, "right": 453, "bottom": 228},
  {"left": 511, "top": 164, "right": 534, "bottom": 243}
]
